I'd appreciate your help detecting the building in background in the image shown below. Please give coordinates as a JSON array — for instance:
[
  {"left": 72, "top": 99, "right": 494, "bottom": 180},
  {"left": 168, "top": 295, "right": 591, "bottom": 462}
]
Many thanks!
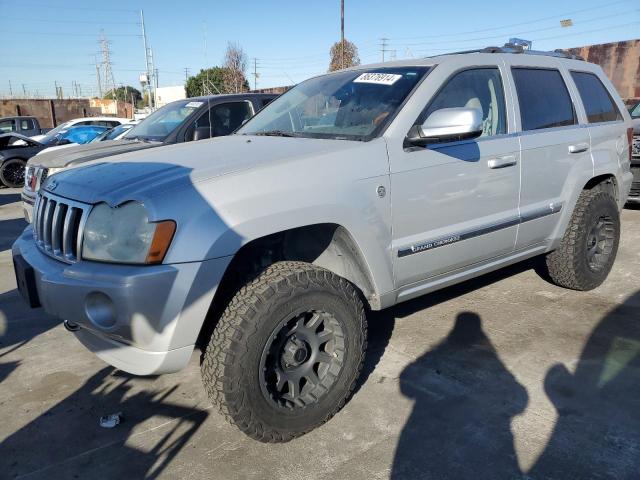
[
  {"left": 568, "top": 39, "right": 639, "bottom": 104},
  {"left": 155, "top": 86, "right": 186, "bottom": 108}
]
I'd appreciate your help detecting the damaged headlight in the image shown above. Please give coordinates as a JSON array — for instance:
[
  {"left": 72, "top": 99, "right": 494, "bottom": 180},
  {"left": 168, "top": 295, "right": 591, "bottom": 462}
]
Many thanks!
[{"left": 82, "top": 201, "right": 175, "bottom": 264}]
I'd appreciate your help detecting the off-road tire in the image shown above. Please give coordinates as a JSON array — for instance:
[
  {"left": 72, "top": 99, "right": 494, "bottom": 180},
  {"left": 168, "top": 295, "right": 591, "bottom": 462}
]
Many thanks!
[
  {"left": 0, "top": 158, "right": 26, "bottom": 188},
  {"left": 544, "top": 189, "right": 620, "bottom": 291},
  {"left": 201, "top": 261, "right": 367, "bottom": 442}
]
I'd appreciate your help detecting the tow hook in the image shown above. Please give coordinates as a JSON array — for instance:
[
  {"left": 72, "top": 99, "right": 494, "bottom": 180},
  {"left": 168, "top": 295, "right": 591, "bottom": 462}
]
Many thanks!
[{"left": 63, "top": 320, "right": 80, "bottom": 332}]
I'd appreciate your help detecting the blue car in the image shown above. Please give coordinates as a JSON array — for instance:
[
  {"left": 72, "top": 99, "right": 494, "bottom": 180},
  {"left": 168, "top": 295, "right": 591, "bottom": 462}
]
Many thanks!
[{"left": 43, "top": 125, "right": 110, "bottom": 147}]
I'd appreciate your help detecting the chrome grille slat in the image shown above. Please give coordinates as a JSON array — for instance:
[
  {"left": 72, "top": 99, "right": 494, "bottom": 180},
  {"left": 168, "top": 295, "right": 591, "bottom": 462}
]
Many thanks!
[
  {"left": 33, "top": 191, "right": 91, "bottom": 264},
  {"left": 42, "top": 200, "right": 55, "bottom": 250},
  {"left": 62, "top": 207, "right": 78, "bottom": 260}
]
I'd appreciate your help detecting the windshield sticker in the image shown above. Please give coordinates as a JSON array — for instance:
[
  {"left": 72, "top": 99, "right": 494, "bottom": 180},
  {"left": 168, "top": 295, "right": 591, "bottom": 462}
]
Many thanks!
[
  {"left": 354, "top": 73, "right": 402, "bottom": 85},
  {"left": 185, "top": 101, "right": 204, "bottom": 108}
]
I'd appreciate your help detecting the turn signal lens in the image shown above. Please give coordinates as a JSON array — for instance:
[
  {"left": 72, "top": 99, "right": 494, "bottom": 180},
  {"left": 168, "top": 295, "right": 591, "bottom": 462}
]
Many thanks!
[{"left": 146, "top": 220, "right": 176, "bottom": 264}]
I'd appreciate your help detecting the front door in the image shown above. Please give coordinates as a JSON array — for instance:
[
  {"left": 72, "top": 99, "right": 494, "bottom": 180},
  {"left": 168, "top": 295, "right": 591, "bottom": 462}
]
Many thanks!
[{"left": 388, "top": 65, "right": 521, "bottom": 287}]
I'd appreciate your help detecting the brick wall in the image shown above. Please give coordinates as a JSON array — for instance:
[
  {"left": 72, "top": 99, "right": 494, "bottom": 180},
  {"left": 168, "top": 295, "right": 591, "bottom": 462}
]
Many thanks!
[
  {"left": 568, "top": 39, "right": 640, "bottom": 103},
  {"left": 0, "top": 99, "right": 133, "bottom": 129}
]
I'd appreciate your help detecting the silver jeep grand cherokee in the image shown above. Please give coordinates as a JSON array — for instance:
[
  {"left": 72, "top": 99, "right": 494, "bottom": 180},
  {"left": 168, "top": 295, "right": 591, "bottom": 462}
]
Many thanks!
[{"left": 12, "top": 45, "right": 634, "bottom": 442}]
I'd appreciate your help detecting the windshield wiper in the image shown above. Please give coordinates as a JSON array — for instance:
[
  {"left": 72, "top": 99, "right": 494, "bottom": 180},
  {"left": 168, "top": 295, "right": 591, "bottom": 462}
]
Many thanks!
[{"left": 253, "top": 130, "right": 300, "bottom": 137}]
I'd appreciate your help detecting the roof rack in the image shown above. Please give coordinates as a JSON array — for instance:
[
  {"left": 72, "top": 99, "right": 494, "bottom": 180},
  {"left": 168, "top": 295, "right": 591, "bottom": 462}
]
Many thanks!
[{"left": 434, "top": 43, "right": 584, "bottom": 61}]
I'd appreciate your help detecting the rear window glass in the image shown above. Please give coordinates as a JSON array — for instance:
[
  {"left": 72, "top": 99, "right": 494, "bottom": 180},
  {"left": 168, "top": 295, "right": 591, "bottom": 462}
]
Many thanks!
[
  {"left": 512, "top": 68, "right": 576, "bottom": 131},
  {"left": 570, "top": 71, "right": 622, "bottom": 123}
]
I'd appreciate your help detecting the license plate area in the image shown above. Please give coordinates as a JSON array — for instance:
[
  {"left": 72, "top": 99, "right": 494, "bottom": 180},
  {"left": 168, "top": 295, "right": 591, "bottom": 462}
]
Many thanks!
[{"left": 13, "top": 254, "right": 41, "bottom": 308}]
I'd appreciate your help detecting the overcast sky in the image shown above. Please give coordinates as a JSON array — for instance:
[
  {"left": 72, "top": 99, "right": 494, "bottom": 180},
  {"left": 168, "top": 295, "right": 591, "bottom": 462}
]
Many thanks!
[{"left": 0, "top": 0, "right": 638, "bottom": 98}]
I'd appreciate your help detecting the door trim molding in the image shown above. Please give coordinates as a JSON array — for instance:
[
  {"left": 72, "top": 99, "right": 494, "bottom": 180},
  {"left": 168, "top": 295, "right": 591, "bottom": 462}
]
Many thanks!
[{"left": 397, "top": 202, "right": 562, "bottom": 257}]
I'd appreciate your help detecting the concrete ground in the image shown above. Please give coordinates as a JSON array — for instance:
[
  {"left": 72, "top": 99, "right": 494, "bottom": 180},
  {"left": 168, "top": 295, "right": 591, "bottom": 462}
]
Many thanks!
[{"left": 1, "top": 186, "right": 639, "bottom": 480}]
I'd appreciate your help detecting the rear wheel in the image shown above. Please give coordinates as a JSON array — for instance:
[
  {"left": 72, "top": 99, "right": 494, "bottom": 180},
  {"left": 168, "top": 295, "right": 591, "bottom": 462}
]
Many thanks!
[
  {"left": 544, "top": 189, "right": 620, "bottom": 291},
  {"left": 0, "top": 158, "right": 26, "bottom": 188},
  {"left": 201, "top": 261, "right": 367, "bottom": 442}
]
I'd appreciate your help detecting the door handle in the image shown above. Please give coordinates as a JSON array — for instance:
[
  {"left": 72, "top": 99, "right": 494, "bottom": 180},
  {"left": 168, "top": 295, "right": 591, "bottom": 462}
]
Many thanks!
[
  {"left": 488, "top": 155, "right": 517, "bottom": 169},
  {"left": 568, "top": 143, "right": 589, "bottom": 154}
]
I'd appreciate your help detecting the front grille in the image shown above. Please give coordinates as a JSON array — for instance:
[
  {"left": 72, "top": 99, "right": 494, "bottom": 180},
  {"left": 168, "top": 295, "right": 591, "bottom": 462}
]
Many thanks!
[
  {"left": 40, "top": 167, "right": 49, "bottom": 184},
  {"left": 633, "top": 135, "right": 640, "bottom": 157},
  {"left": 630, "top": 166, "right": 640, "bottom": 198},
  {"left": 33, "top": 191, "right": 91, "bottom": 263}
]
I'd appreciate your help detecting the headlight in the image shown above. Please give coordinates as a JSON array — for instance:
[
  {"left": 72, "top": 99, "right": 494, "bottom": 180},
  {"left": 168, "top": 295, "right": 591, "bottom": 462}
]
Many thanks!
[{"left": 82, "top": 201, "right": 176, "bottom": 264}]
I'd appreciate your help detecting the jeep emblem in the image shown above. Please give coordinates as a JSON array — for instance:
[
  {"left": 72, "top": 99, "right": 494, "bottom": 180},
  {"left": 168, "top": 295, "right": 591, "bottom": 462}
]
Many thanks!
[{"left": 48, "top": 180, "right": 58, "bottom": 191}]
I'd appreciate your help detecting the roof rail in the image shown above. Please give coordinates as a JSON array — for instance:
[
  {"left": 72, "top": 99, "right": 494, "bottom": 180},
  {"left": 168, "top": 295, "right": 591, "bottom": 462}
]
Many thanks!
[{"left": 433, "top": 43, "right": 584, "bottom": 61}]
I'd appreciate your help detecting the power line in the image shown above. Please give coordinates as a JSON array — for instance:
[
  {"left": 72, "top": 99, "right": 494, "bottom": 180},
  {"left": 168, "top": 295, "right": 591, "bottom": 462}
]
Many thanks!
[{"left": 391, "top": 0, "right": 636, "bottom": 40}]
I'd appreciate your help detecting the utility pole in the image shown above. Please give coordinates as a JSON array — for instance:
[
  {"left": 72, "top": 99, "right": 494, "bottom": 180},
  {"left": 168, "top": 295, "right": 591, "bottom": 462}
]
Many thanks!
[
  {"left": 94, "top": 56, "right": 103, "bottom": 98},
  {"left": 380, "top": 38, "right": 390, "bottom": 62},
  {"left": 140, "top": 9, "right": 153, "bottom": 109},
  {"left": 340, "top": 0, "right": 345, "bottom": 69},
  {"left": 22, "top": 84, "right": 27, "bottom": 97},
  {"left": 184, "top": 67, "right": 190, "bottom": 83},
  {"left": 252, "top": 58, "right": 259, "bottom": 91},
  {"left": 8, "top": 80, "right": 12, "bottom": 97}
]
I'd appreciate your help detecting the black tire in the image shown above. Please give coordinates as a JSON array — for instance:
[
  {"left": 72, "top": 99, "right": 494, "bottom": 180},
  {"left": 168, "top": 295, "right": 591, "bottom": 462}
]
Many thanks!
[
  {"left": 0, "top": 158, "right": 26, "bottom": 188},
  {"left": 201, "top": 261, "right": 367, "bottom": 442},
  {"left": 544, "top": 189, "right": 620, "bottom": 291}
]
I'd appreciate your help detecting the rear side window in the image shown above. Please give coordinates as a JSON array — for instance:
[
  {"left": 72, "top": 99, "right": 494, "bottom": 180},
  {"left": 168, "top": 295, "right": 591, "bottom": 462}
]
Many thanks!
[
  {"left": 21, "top": 119, "right": 34, "bottom": 130},
  {"left": 512, "top": 68, "right": 576, "bottom": 131},
  {"left": 570, "top": 71, "right": 622, "bottom": 123}
]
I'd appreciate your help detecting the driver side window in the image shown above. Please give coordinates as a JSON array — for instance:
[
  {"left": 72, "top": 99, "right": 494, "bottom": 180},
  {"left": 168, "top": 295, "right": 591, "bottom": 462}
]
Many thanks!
[{"left": 417, "top": 68, "right": 507, "bottom": 138}]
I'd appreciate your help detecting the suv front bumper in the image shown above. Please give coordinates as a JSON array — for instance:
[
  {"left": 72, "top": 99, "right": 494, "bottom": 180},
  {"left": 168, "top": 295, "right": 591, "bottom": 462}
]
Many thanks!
[{"left": 12, "top": 227, "right": 231, "bottom": 375}]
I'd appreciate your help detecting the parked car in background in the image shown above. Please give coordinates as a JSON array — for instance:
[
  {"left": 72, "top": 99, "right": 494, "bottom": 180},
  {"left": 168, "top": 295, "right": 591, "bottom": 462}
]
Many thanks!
[
  {"left": 90, "top": 122, "right": 139, "bottom": 143},
  {"left": 0, "top": 116, "right": 48, "bottom": 137},
  {"left": 0, "top": 125, "right": 108, "bottom": 188},
  {"left": 12, "top": 47, "right": 634, "bottom": 442},
  {"left": 21, "top": 93, "right": 277, "bottom": 219},
  {"left": 30, "top": 116, "right": 129, "bottom": 142}
]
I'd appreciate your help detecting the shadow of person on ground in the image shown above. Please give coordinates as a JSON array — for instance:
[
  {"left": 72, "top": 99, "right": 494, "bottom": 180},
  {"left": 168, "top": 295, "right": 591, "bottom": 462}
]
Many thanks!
[
  {"left": 1, "top": 367, "right": 210, "bottom": 479},
  {"left": 391, "top": 312, "right": 528, "bottom": 480},
  {"left": 528, "top": 291, "right": 640, "bottom": 479}
]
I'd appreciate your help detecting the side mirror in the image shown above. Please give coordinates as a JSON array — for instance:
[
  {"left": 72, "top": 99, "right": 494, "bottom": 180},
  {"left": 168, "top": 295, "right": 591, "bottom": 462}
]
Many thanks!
[
  {"left": 407, "top": 107, "right": 483, "bottom": 146},
  {"left": 56, "top": 138, "right": 71, "bottom": 146},
  {"left": 193, "top": 126, "right": 211, "bottom": 141}
]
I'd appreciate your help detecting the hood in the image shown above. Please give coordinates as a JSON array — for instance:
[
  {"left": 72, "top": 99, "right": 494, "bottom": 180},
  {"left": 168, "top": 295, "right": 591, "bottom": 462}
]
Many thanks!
[
  {"left": 0, "top": 132, "right": 42, "bottom": 148},
  {"left": 27, "top": 138, "right": 158, "bottom": 168},
  {"left": 44, "top": 134, "right": 366, "bottom": 206}
]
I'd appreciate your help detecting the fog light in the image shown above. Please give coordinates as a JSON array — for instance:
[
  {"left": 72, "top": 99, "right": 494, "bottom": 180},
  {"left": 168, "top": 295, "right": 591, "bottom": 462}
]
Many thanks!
[{"left": 85, "top": 292, "right": 117, "bottom": 329}]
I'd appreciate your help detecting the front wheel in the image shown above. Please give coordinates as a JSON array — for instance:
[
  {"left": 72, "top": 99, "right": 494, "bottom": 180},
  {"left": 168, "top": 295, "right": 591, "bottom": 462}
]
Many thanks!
[
  {"left": 0, "top": 158, "right": 26, "bottom": 188},
  {"left": 544, "top": 189, "right": 620, "bottom": 291},
  {"left": 201, "top": 261, "right": 367, "bottom": 442}
]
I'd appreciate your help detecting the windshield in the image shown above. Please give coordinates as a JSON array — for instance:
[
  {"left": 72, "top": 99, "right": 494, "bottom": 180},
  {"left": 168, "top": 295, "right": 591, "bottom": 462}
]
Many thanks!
[
  {"left": 123, "top": 100, "right": 203, "bottom": 141},
  {"left": 238, "top": 67, "right": 430, "bottom": 141},
  {"left": 39, "top": 120, "right": 73, "bottom": 143},
  {"left": 92, "top": 124, "right": 131, "bottom": 142},
  {"left": 630, "top": 102, "right": 640, "bottom": 119}
]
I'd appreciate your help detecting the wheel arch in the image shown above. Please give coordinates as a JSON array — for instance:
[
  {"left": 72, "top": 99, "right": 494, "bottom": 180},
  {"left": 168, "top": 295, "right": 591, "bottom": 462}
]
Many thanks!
[{"left": 196, "top": 223, "right": 379, "bottom": 348}]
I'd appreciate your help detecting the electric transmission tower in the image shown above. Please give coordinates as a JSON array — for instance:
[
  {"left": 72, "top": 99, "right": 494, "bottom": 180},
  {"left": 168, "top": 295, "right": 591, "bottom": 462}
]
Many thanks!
[{"left": 99, "top": 31, "right": 117, "bottom": 99}]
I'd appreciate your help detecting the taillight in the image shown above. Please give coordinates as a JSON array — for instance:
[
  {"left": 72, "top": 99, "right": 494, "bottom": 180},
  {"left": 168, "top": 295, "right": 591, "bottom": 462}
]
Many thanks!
[{"left": 627, "top": 127, "right": 633, "bottom": 160}]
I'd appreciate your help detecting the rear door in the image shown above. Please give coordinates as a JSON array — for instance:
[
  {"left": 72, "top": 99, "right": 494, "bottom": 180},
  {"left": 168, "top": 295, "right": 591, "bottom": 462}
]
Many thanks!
[
  {"left": 505, "top": 59, "right": 592, "bottom": 250},
  {"left": 569, "top": 69, "right": 628, "bottom": 199}
]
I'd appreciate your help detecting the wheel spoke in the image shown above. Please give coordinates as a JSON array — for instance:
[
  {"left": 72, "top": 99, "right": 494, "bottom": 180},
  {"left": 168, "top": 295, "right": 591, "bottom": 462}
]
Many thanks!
[
  {"left": 305, "top": 369, "right": 320, "bottom": 387},
  {"left": 317, "top": 351, "right": 334, "bottom": 364},
  {"left": 317, "top": 330, "right": 335, "bottom": 343}
]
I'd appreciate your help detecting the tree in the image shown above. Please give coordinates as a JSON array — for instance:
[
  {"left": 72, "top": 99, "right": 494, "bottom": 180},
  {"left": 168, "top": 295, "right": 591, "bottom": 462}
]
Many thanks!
[
  {"left": 328, "top": 39, "right": 360, "bottom": 72},
  {"left": 185, "top": 67, "right": 227, "bottom": 97},
  {"left": 222, "top": 42, "right": 250, "bottom": 93},
  {"left": 104, "top": 86, "right": 142, "bottom": 105}
]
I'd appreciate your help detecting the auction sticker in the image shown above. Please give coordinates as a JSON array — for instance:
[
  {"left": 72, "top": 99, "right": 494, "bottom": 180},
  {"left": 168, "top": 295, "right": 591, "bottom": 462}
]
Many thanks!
[
  {"left": 185, "top": 101, "right": 204, "bottom": 108},
  {"left": 353, "top": 73, "right": 402, "bottom": 85}
]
